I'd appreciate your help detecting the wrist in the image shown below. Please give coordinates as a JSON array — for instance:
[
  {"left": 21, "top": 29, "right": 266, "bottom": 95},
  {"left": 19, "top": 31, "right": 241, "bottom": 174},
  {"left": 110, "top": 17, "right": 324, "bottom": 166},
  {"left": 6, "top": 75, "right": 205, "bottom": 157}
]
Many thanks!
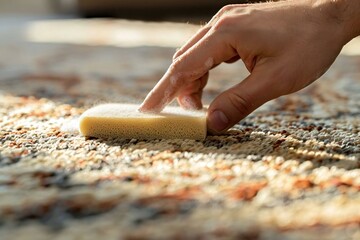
[{"left": 318, "top": 0, "right": 360, "bottom": 44}]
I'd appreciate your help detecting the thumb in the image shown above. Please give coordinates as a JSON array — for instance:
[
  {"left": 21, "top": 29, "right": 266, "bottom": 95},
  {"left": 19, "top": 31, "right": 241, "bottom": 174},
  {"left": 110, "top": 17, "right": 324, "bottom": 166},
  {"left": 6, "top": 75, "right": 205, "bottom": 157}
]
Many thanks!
[{"left": 207, "top": 66, "right": 282, "bottom": 133}]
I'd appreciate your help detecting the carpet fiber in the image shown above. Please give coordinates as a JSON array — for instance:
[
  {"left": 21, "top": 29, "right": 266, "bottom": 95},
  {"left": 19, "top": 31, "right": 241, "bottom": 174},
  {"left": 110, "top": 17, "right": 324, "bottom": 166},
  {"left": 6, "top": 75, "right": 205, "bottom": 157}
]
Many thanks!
[{"left": 0, "top": 19, "right": 359, "bottom": 240}]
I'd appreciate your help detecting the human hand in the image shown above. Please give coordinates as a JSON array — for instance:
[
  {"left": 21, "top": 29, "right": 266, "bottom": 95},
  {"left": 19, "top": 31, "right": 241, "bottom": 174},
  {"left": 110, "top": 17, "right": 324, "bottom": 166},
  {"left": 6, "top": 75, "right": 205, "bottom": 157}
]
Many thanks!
[{"left": 139, "top": 0, "right": 358, "bottom": 134}]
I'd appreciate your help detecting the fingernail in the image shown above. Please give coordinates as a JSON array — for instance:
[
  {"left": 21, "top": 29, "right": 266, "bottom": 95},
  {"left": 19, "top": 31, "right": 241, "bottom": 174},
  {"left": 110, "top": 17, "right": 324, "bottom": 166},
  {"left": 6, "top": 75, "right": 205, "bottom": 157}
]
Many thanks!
[
  {"left": 138, "top": 103, "right": 146, "bottom": 112},
  {"left": 208, "top": 110, "right": 229, "bottom": 132},
  {"left": 138, "top": 106, "right": 144, "bottom": 112}
]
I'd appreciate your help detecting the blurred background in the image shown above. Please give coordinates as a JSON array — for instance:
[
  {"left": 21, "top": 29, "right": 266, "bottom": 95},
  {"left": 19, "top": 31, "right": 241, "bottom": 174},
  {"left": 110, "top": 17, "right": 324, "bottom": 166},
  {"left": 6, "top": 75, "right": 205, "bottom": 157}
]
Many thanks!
[
  {"left": 0, "top": 0, "right": 246, "bottom": 20},
  {"left": 0, "top": 0, "right": 358, "bottom": 104},
  {"left": 1, "top": 0, "right": 359, "bottom": 52},
  {"left": 0, "top": 0, "right": 253, "bottom": 65},
  {"left": 0, "top": 0, "right": 256, "bottom": 106},
  {"left": 0, "top": 0, "right": 253, "bottom": 53}
]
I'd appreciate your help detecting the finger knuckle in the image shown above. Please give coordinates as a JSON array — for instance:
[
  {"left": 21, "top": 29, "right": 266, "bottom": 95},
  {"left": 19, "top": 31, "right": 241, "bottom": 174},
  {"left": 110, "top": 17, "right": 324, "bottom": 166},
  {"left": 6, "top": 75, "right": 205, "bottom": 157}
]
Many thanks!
[
  {"left": 209, "top": 4, "right": 236, "bottom": 25},
  {"left": 167, "top": 63, "right": 183, "bottom": 84},
  {"left": 233, "top": 5, "right": 255, "bottom": 16},
  {"left": 219, "top": 4, "right": 236, "bottom": 15},
  {"left": 172, "top": 52, "right": 180, "bottom": 61},
  {"left": 213, "top": 15, "right": 237, "bottom": 32}
]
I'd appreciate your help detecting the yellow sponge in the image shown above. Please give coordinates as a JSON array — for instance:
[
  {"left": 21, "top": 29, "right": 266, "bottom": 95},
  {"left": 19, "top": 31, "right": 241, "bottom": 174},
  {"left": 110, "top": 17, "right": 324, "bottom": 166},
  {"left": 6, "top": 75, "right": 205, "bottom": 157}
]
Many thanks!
[{"left": 79, "top": 104, "right": 207, "bottom": 140}]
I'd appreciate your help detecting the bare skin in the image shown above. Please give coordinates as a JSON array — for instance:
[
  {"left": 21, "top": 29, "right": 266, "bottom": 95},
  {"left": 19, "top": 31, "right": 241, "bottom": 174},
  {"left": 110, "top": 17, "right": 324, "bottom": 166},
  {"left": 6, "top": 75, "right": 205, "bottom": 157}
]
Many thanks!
[{"left": 139, "top": 0, "right": 360, "bottom": 134}]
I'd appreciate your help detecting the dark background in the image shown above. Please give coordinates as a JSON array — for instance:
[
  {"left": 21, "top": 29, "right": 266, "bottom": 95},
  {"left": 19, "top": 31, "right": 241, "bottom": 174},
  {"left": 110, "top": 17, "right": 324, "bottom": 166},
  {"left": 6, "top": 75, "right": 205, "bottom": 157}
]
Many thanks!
[{"left": 52, "top": 0, "right": 250, "bottom": 19}]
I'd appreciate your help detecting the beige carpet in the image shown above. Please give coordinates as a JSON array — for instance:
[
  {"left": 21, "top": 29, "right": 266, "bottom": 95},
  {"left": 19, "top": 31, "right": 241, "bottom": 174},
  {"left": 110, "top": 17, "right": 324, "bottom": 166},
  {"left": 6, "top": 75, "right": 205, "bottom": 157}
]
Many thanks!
[{"left": 0, "top": 18, "right": 359, "bottom": 240}]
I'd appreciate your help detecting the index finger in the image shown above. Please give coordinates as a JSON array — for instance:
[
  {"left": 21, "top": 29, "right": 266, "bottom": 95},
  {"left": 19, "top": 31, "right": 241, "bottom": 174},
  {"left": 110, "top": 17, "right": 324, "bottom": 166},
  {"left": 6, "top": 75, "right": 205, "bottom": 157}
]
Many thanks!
[
  {"left": 139, "top": 28, "right": 238, "bottom": 113},
  {"left": 139, "top": 67, "right": 181, "bottom": 112}
]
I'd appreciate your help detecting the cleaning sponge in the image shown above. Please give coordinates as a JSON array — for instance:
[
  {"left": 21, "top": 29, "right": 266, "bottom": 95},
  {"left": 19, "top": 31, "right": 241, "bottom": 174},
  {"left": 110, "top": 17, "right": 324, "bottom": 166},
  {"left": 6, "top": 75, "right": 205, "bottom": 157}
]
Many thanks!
[{"left": 79, "top": 104, "right": 207, "bottom": 140}]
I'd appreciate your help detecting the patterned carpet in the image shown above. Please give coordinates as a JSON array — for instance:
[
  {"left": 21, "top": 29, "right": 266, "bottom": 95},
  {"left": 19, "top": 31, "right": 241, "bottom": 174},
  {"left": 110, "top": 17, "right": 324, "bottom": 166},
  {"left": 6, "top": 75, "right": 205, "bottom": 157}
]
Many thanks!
[{"left": 0, "top": 18, "right": 359, "bottom": 240}]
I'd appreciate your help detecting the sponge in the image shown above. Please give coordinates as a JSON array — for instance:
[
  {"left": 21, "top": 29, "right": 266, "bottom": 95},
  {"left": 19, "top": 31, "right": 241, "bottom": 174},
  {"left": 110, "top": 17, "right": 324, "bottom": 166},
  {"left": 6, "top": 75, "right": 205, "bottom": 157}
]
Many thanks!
[{"left": 79, "top": 104, "right": 207, "bottom": 140}]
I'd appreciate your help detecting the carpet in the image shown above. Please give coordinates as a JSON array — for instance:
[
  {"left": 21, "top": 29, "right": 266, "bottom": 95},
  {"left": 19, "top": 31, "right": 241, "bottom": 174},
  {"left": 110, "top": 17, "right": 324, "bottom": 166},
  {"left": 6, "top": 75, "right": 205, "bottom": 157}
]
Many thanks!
[{"left": 0, "top": 19, "right": 359, "bottom": 240}]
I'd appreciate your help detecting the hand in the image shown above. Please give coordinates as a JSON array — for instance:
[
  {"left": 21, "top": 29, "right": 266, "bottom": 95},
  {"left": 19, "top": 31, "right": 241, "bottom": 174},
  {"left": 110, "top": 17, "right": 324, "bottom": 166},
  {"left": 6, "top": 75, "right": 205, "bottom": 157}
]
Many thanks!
[{"left": 139, "top": 0, "right": 358, "bottom": 133}]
